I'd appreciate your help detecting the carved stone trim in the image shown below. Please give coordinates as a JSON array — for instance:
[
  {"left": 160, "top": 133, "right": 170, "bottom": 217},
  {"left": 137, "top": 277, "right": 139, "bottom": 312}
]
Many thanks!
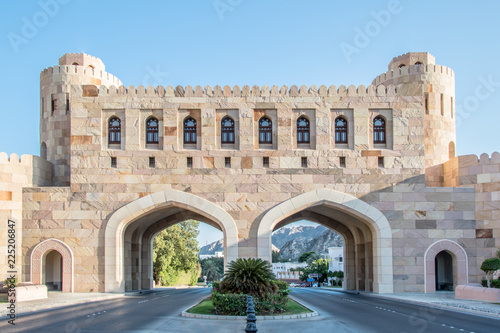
[{"left": 30, "top": 239, "right": 74, "bottom": 292}]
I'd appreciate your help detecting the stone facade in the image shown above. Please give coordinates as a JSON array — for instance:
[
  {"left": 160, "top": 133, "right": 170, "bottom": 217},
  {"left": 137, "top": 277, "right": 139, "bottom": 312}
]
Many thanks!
[{"left": 0, "top": 52, "right": 498, "bottom": 294}]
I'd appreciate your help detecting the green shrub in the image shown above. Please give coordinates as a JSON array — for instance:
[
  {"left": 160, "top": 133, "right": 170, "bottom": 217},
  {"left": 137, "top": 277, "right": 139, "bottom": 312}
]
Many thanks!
[
  {"left": 338, "top": 280, "right": 342, "bottom": 287},
  {"left": 491, "top": 279, "right": 500, "bottom": 289},
  {"left": 331, "top": 280, "right": 337, "bottom": 286},
  {"left": 220, "top": 258, "right": 277, "bottom": 298},
  {"left": 211, "top": 292, "right": 248, "bottom": 316},
  {"left": 481, "top": 258, "right": 500, "bottom": 288},
  {"left": 275, "top": 280, "right": 289, "bottom": 291},
  {"left": 481, "top": 279, "right": 488, "bottom": 287}
]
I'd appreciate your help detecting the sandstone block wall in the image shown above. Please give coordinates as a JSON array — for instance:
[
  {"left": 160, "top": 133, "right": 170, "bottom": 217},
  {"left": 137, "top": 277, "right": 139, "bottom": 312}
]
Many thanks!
[{"left": 0, "top": 153, "right": 52, "bottom": 282}]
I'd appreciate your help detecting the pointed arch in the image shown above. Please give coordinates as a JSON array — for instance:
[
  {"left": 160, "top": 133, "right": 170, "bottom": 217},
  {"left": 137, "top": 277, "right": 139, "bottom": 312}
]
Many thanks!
[
  {"left": 257, "top": 189, "right": 393, "bottom": 293},
  {"left": 104, "top": 189, "right": 238, "bottom": 292},
  {"left": 424, "top": 239, "right": 468, "bottom": 293},
  {"left": 30, "top": 238, "right": 74, "bottom": 292}
]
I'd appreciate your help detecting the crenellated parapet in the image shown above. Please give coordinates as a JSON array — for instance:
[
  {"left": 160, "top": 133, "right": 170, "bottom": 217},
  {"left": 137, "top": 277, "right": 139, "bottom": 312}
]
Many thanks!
[
  {"left": 372, "top": 63, "right": 454, "bottom": 87},
  {"left": 93, "top": 83, "right": 400, "bottom": 98},
  {"left": 40, "top": 65, "right": 122, "bottom": 87}
]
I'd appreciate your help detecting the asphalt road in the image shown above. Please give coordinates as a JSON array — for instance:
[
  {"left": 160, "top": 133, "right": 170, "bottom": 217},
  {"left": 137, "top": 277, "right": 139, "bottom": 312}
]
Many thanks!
[
  {"left": 0, "top": 288, "right": 213, "bottom": 333},
  {"left": 287, "top": 288, "right": 500, "bottom": 333},
  {"left": 2, "top": 287, "right": 500, "bottom": 333}
]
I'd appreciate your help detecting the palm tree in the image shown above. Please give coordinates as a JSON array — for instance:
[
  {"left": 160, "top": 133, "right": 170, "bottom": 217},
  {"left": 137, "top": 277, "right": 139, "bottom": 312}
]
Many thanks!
[
  {"left": 202, "top": 259, "right": 221, "bottom": 282},
  {"left": 220, "top": 258, "right": 277, "bottom": 298}
]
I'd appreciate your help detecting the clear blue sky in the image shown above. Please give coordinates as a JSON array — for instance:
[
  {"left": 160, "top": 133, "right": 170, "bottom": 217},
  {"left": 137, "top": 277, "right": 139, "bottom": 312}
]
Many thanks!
[{"left": 1, "top": 1, "right": 499, "bottom": 245}]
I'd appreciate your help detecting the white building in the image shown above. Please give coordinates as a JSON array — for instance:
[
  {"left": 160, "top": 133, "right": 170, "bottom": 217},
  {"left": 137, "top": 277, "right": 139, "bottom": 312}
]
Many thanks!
[
  {"left": 328, "top": 247, "right": 344, "bottom": 272},
  {"left": 272, "top": 262, "right": 308, "bottom": 281},
  {"left": 199, "top": 251, "right": 224, "bottom": 260}
]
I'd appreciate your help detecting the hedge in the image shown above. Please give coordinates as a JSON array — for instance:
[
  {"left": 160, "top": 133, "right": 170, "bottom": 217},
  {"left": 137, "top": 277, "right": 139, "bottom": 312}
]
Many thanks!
[{"left": 211, "top": 280, "right": 290, "bottom": 315}]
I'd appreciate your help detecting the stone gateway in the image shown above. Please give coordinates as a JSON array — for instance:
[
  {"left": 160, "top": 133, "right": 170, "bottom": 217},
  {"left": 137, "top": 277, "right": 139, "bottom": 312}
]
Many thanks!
[{"left": 0, "top": 52, "right": 498, "bottom": 294}]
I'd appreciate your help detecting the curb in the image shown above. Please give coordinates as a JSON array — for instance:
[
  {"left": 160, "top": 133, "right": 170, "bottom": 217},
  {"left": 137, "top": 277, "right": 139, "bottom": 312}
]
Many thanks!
[{"left": 181, "top": 295, "right": 318, "bottom": 320}]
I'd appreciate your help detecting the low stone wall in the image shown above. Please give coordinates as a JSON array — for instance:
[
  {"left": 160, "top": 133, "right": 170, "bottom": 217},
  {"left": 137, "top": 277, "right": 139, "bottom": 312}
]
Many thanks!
[
  {"left": 8, "top": 284, "right": 48, "bottom": 302},
  {"left": 455, "top": 285, "right": 500, "bottom": 302}
]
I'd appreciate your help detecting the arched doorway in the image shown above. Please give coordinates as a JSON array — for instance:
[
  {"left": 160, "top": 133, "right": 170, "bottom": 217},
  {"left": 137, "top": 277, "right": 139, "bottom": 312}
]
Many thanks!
[
  {"left": 104, "top": 189, "right": 238, "bottom": 292},
  {"left": 30, "top": 239, "right": 74, "bottom": 292},
  {"left": 257, "top": 189, "right": 393, "bottom": 293},
  {"left": 435, "top": 251, "right": 453, "bottom": 291},
  {"left": 44, "top": 250, "right": 62, "bottom": 290},
  {"left": 424, "top": 239, "right": 468, "bottom": 293}
]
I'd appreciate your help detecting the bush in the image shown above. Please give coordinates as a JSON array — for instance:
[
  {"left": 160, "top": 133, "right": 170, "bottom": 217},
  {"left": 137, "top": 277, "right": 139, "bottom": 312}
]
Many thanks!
[
  {"left": 481, "top": 258, "right": 500, "bottom": 288},
  {"left": 211, "top": 289, "right": 290, "bottom": 315},
  {"left": 220, "top": 258, "right": 277, "bottom": 298},
  {"left": 211, "top": 292, "right": 248, "bottom": 316},
  {"left": 275, "top": 280, "right": 288, "bottom": 291},
  {"left": 338, "top": 280, "right": 342, "bottom": 287},
  {"left": 331, "top": 280, "right": 337, "bottom": 286},
  {"left": 491, "top": 279, "right": 500, "bottom": 289},
  {"left": 481, "top": 279, "right": 488, "bottom": 287}
]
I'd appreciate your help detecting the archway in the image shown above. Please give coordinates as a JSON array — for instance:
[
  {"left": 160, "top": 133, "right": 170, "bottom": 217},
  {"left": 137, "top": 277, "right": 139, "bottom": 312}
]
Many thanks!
[
  {"left": 104, "top": 189, "right": 238, "bottom": 292},
  {"left": 30, "top": 239, "right": 74, "bottom": 292},
  {"left": 44, "top": 250, "right": 62, "bottom": 290},
  {"left": 435, "top": 251, "right": 453, "bottom": 291},
  {"left": 257, "top": 189, "right": 393, "bottom": 293},
  {"left": 424, "top": 239, "right": 468, "bottom": 293}
]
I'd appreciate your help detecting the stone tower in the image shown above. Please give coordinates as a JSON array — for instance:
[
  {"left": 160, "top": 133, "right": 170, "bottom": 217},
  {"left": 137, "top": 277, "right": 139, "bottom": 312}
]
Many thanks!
[
  {"left": 373, "top": 52, "right": 456, "bottom": 168},
  {"left": 39, "top": 53, "right": 122, "bottom": 185}
]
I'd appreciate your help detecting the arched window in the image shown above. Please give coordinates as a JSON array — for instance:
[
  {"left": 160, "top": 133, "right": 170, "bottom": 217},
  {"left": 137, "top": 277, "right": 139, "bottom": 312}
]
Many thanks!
[
  {"left": 221, "top": 117, "right": 235, "bottom": 144},
  {"left": 297, "top": 117, "right": 310, "bottom": 144},
  {"left": 146, "top": 117, "right": 159, "bottom": 144},
  {"left": 259, "top": 117, "right": 272, "bottom": 144},
  {"left": 373, "top": 116, "right": 386, "bottom": 144},
  {"left": 108, "top": 117, "right": 121, "bottom": 144},
  {"left": 415, "top": 61, "right": 423, "bottom": 66},
  {"left": 40, "top": 142, "right": 47, "bottom": 160},
  {"left": 398, "top": 64, "right": 406, "bottom": 68},
  {"left": 335, "top": 117, "right": 348, "bottom": 144},
  {"left": 88, "top": 65, "right": 95, "bottom": 75},
  {"left": 184, "top": 117, "right": 197, "bottom": 144}
]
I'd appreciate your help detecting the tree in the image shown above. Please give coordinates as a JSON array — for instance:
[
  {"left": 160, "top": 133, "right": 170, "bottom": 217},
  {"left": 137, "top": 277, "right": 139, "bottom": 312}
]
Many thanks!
[
  {"left": 298, "top": 251, "right": 319, "bottom": 263},
  {"left": 272, "top": 250, "right": 282, "bottom": 262},
  {"left": 200, "top": 257, "right": 224, "bottom": 282},
  {"left": 220, "top": 258, "right": 277, "bottom": 298},
  {"left": 153, "top": 220, "right": 200, "bottom": 286},
  {"left": 481, "top": 258, "right": 500, "bottom": 288}
]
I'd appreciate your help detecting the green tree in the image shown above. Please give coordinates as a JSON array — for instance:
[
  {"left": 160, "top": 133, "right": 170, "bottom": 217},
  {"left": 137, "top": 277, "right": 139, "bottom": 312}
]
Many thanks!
[
  {"left": 481, "top": 257, "right": 500, "bottom": 288},
  {"left": 153, "top": 220, "right": 200, "bottom": 286},
  {"left": 220, "top": 258, "right": 277, "bottom": 298},
  {"left": 200, "top": 257, "right": 224, "bottom": 282},
  {"left": 298, "top": 251, "right": 319, "bottom": 263},
  {"left": 272, "top": 250, "right": 282, "bottom": 262}
]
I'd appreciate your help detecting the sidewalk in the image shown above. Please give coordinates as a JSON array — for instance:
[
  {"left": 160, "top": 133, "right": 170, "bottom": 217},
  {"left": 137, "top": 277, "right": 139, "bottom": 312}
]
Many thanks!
[
  {"left": 319, "top": 287, "right": 500, "bottom": 319},
  {"left": 0, "top": 291, "right": 129, "bottom": 317}
]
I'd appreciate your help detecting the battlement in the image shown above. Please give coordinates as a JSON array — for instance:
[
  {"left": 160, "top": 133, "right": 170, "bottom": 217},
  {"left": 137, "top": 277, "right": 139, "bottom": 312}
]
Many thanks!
[
  {"left": 459, "top": 152, "right": 500, "bottom": 167},
  {"left": 92, "top": 83, "right": 401, "bottom": 98},
  {"left": 40, "top": 65, "right": 122, "bottom": 87},
  {"left": 59, "top": 53, "right": 105, "bottom": 71},
  {"left": 372, "top": 63, "right": 454, "bottom": 86},
  {"left": 388, "top": 52, "right": 436, "bottom": 70}
]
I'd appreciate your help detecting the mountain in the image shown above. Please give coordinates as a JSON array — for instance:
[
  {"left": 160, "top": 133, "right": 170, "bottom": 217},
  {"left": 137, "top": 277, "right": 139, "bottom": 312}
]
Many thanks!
[
  {"left": 199, "top": 239, "right": 223, "bottom": 255},
  {"left": 199, "top": 224, "right": 342, "bottom": 259},
  {"left": 279, "top": 229, "right": 343, "bottom": 261},
  {"left": 271, "top": 225, "right": 327, "bottom": 249}
]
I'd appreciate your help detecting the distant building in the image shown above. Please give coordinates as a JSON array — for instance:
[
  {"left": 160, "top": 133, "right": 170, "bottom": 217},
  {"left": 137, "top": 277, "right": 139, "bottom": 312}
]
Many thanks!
[
  {"left": 327, "top": 247, "right": 344, "bottom": 272},
  {"left": 272, "top": 262, "right": 307, "bottom": 282},
  {"left": 199, "top": 251, "right": 224, "bottom": 260}
]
